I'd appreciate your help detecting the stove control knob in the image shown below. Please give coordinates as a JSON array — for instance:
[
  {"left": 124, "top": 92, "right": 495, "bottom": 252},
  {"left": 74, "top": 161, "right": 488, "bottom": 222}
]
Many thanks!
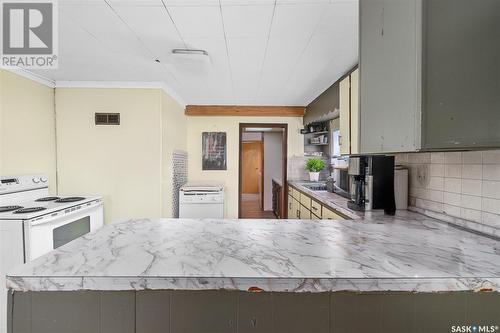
[
  {"left": 40, "top": 177, "right": 48, "bottom": 183},
  {"left": 32, "top": 178, "right": 40, "bottom": 183}
]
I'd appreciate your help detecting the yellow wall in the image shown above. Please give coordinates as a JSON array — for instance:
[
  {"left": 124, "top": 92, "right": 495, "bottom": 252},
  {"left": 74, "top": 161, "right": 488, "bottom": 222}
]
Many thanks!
[
  {"left": 55, "top": 88, "right": 163, "bottom": 223},
  {"left": 186, "top": 116, "right": 304, "bottom": 218},
  {"left": 0, "top": 70, "right": 57, "bottom": 193},
  {"left": 161, "top": 91, "right": 187, "bottom": 217}
]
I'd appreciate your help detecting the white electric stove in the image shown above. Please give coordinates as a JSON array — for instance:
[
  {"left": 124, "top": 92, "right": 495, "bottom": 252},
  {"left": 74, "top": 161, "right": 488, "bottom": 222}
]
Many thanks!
[{"left": 0, "top": 174, "right": 103, "bottom": 333}]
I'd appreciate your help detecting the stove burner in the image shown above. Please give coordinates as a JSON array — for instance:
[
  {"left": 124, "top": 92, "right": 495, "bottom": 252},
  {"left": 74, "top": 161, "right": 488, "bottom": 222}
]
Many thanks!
[
  {"left": 13, "top": 207, "right": 47, "bottom": 214},
  {"left": 55, "top": 197, "right": 85, "bottom": 203},
  {"left": 35, "top": 196, "right": 61, "bottom": 202},
  {"left": 0, "top": 205, "right": 24, "bottom": 213}
]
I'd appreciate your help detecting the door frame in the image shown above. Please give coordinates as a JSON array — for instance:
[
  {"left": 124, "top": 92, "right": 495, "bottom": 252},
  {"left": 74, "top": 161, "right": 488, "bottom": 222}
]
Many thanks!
[{"left": 238, "top": 123, "right": 288, "bottom": 218}]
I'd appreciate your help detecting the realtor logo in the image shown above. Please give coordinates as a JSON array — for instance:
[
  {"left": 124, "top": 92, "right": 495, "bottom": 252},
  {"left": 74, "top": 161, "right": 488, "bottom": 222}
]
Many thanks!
[{"left": 1, "top": 0, "right": 58, "bottom": 68}]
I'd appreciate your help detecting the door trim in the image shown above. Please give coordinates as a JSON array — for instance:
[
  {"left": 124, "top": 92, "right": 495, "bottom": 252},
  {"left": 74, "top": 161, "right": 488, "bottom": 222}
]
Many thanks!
[{"left": 238, "top": 123, "right": 288, "bottom": 218}]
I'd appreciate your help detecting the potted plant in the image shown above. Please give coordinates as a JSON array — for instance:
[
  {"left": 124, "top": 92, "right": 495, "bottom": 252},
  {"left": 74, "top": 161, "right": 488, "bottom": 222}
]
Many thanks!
[{"left": 305, "top": 158, "right": 326, "bottom": 182}]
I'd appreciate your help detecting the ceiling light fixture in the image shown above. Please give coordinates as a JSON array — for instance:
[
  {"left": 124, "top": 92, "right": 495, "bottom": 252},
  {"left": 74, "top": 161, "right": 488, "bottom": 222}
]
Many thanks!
[{"left": 172, "top": 49, "right": 208, "bottom": 57}]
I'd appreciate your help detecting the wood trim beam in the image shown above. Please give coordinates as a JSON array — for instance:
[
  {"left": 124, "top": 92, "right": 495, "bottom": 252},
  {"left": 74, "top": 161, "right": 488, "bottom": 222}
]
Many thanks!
[{"left": 185, "top": 105, "right": 305, "bottom": 117}]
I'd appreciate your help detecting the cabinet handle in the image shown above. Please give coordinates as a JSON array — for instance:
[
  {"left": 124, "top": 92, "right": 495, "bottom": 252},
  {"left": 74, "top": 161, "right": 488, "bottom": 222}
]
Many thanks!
[
  {"left": 297, "top": 210, "right": 300, "bottom": 218},
  {"left": 312, "top": 206, "right": 317, "bottom": 211},
  {"left": 338, "top": 135, "right": 342, "bottom": 146}
]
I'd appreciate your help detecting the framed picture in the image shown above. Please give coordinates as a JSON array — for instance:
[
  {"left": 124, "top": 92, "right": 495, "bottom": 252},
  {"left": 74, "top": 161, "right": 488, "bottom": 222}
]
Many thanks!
[{"left": 202, "top": 132, "right": 227, "bottom": 170}]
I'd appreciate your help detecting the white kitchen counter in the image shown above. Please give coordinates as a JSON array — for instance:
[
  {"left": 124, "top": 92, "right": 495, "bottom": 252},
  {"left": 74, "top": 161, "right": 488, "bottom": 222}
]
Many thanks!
[{"left": 7, "top": 213, "right": 500, "bottom": 293}]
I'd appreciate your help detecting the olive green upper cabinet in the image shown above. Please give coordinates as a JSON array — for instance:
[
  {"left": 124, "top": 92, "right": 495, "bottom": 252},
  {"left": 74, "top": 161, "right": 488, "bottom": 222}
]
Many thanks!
[{"left": 359, "top": 0, "right": 500, "bottom": 153}]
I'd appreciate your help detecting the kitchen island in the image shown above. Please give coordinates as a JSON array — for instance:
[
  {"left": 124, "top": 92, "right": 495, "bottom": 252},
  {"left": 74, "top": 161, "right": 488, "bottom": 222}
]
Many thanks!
[{"left": 6, "top": 214, "right": 500, "bottom": 332}]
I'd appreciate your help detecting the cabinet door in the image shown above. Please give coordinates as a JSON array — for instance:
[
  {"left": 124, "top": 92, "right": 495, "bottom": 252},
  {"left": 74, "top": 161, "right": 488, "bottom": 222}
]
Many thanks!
[
  {"left": 422, "top": 0, "right": 500, "bottom": 150},
  {"left": 299, "top": 204, "right": 311, "bottom": 220},
  {"left": 287, "top": 195, "right": 295, "bottom": 219},
  {"left": 350, "top": 68, "right": 360, "bottom": 155},
  {"left": 322, "top": 207, "right": 345, "bottom": 220},
  {"left": 292, "top": 198, "right": 300, "bottom": 219},
  {"left": 310, "top": 200, "right": 322, "bottom": 217},
  {"left": 359, "top": 0, "right": 421, "bottom": 153},
  {"left": 299, "top": 193, "right": 311, "bottom": 210},
  {"left": 339, "top": 75, "right": 351, "bottom": 155}
]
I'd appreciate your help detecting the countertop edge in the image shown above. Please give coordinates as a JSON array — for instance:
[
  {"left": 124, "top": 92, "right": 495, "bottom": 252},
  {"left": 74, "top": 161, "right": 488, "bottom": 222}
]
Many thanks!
[{"left": 7, "top": 276, "right": 500, "bottom": 293}]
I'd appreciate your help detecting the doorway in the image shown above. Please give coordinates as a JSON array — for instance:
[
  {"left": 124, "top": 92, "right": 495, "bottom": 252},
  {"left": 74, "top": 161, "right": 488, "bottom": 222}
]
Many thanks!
[{"left": 239, "top": 124, "right": 288, "bottom": 219}]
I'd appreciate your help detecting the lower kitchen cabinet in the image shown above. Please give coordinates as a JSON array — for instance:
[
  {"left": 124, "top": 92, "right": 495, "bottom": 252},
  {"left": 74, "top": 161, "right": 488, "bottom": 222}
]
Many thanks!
[{"left": 288, "top": 185, "right": 346, "bottom": 221}]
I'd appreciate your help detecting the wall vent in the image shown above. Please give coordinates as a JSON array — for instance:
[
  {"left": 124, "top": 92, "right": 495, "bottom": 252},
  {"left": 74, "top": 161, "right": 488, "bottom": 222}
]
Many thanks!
[{"left": 95, "top": 113, "right": 120, "bottom": 125}]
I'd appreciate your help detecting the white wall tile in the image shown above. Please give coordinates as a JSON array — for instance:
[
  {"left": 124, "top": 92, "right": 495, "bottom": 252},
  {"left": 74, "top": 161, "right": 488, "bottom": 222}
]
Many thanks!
[
  {"left": 461, "top": 164, "right": 482, "bottom": 180},
  {"left": 482, "top": 197, "right": 500, "bottom": 215},
  {"left": 482, "top": 150, "right": 500, "bottom": 164},
  {"left": 427, "top": 177, "right": 444, "bottom": 191},
  {"left": 460, "top": 194, "right": 481, "bottom": 210},
  {"left": 444, "top": 178, "right": 461, "bottom": 193},
  {"left": 394, "top": 153, "right": 408, "bottom": 164},
  {"left": 431, "top": 152, "right": 444, "bottom": 164},
  {"left": 444, "top": 164, "right": 462, "bottom": 178},
  {"left": 430, "top": 164, "right": 444, "bottom": 177},
  {"left": 399, "top": 150, "right": 500, "bottom": 229},
  {"left": 482, "top": 211, "right": 500, "bottom": 228},
  {"left": 461, "top": 208, "right": 481, "bottom": 223},
  {"left": 443, "top": 192, "right": 461, "bottom": 206},
  {"left": 443, "top": 204, "right": 461, "bottom": 218},
  {"left": 408, "top": 153, "right": 430, "bottom": 164},
  {"left": 444, "top": 152, "right": 462, "bottom": 164},
  {"left": 462, "top": 151, "right": 482, "bottom": 164},
  {"left": 482, "top": 180, "right": 500, "bottom": 199},
  {"left": 482, "top": 165, "right": 500, "bottom": 181},
  {"left": 461, "top": 179, "right": 482, "bottom": 196},
  {"left": 415, "top": 198, "right": 442, "bottom": 212}
]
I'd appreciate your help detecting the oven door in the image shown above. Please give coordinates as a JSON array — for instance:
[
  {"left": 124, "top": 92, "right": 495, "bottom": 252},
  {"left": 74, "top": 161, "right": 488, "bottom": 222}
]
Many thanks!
[{"left": 25, "top": 201, "right": 103, "bottom": 261}]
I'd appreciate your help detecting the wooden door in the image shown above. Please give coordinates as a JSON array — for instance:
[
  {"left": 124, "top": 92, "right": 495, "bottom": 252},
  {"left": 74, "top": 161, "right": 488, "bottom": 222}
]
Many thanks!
[
  {"left": 241, "top": 142, "right": 263, "bottom": 194},
  {"left": 339, "top": 75, "right": 351, "bottom": 155}
]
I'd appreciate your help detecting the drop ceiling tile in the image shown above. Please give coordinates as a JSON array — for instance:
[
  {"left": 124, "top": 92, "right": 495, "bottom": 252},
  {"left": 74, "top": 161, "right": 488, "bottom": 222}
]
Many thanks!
[
  {"left": 167, "top": 5, "right": 224, "bottom": 38},
  {"left": 271, "top": 3, "right": 327, "bottom": 39},
  {"left": 221, "top": 4, "right": 274, "bottom": 38},
  {"left": 60, "top": 4, "right": 148, "bottom": 58},
  {"left": 166, "top": 0, "right": 220, "bottom": 7},
  {"left": 314, "top": 1, "right": 358, "bottom": 35},
  {"left": 111, "top": 4, "right": 184, "bottom": 58},
  {"left": 277, "top": 0, "right": 329, "bottom": 4},
  {"left": 220, "top": 0, "right": 275, "bottom": 5},
  {"left": 105, "top": 0, "right": 163, "bottom": 6}
]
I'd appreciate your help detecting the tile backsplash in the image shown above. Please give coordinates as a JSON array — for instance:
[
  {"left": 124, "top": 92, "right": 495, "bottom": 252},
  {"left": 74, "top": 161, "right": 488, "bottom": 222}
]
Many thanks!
[{"left": 395, "top": 150, "right": 500, "bottom": 234}]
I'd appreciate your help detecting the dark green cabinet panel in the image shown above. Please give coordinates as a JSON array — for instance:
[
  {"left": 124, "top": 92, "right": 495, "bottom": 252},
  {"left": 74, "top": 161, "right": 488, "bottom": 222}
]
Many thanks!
[
  {"left": 136, "top": 290, "right": 171, "bottom": 333},
  {"left": 237, "top": 293, "right": 273, "bottom": 333},
  {"left": 31, "top": 291, "right": 99, "bottom": 333},
  {"left": 100, "top": 291, "right": 135, "bottom": 333},
  {"left": 170, "top": 290, "right": 237, "bottom": 333},
  {"left": 273, "top": 293, "right": 329, "bottom": 333}
]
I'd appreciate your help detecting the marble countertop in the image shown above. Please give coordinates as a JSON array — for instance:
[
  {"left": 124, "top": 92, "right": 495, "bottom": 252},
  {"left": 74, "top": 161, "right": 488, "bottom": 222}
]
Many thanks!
[
  {"left": 7, "top": 212, "right": 500, "bottom": 293},
  {"left": 288, "top": 180, "right": 362, "bottom": 219}
]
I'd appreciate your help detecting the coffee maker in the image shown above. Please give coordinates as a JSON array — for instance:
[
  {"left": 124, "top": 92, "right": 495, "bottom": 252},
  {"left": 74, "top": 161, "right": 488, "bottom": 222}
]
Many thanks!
[{"left": 347, "top": 155, "right": 396, "bottom": 215}]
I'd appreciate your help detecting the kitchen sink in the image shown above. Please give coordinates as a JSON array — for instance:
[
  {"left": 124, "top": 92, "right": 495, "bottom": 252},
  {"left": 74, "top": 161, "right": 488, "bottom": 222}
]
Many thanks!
[{"left": 302, "top": 184, "right": 327, "bottom": 191}]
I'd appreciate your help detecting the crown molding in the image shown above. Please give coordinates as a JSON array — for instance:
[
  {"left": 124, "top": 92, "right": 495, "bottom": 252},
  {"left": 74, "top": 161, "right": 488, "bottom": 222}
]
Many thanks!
[
  {"left": 2, "top": 67, "right": 56, "bottom": 88},
  {"left": 55, "top": 81, "right": 186, "bottom": 107}
]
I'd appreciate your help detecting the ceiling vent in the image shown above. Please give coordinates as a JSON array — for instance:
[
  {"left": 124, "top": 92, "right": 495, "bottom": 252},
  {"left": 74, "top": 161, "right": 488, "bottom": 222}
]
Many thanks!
[{"left": 95, "top": 113, "right": 120, "bottom": 125}]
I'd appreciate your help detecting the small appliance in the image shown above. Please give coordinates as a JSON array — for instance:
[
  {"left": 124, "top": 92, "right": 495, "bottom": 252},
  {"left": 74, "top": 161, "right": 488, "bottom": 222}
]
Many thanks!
[
  {"left": 179, "top": 182, "right": 224, "bottom": 218},
  {"left": 347, "top": 156, "right": 395, "bottom": 214}
]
